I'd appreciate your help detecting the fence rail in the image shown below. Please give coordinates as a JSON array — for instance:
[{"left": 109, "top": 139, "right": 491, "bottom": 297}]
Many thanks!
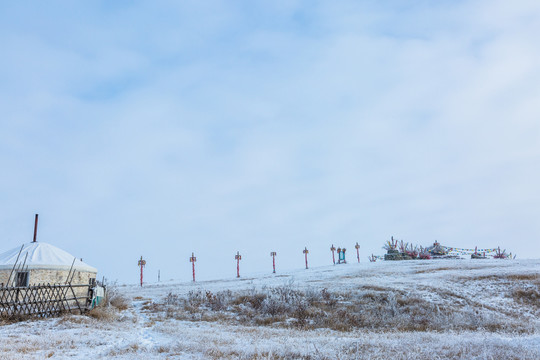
[{"left": 0, "top": 283, "right": 91, "bottom": 319}]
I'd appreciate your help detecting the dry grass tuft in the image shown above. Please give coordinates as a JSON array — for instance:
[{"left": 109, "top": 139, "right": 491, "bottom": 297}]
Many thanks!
[
  {"left": 109, "top": 293, "right": 130, "bottom": 311},
  {"left": 0, "top": 314, "right": 33, "bottom": 325},
  {"left": 108, "top": 343, "right": 142, "bottom": 356},
  {"left": 86, "top": 306, "right": 119, "bottom": 321},
  {"left": 105, "top": 283, "right": 131, "bottom": 311},
  {"left": 512, "top": 287, "right": 540, "bottom": 308},
  {"left": 416, "top": 267, "right": 453, "bottom": 274},
  {"left": 361, "top": 285, "right": 391, "bottom": 292},
  {"left": 82, "top": 283, "right": 131, "bottom": 321},
  {"left": 464, "top": 274, "right": 501, "bottom": 281},
  {"left": 506, "top": 274, "right": 539, "bottom": 281},
  {"left": 57, "top": 314, "right": 93, "bottom": 325},
  {"left": 462, "top": 273, "right": 539, "bottom": 283}
]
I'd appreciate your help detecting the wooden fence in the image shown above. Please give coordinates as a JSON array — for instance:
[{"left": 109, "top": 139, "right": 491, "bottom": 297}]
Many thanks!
[{"left": 0, "top": 283, "right": 91, "bottom": 319}]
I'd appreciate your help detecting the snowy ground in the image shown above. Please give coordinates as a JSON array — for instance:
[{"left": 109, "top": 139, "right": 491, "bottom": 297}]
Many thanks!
[{"left": 1, "top": 259, "right": 539, "bottom": 359}]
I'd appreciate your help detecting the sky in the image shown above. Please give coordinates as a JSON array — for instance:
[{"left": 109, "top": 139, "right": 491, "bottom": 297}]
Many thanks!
[{"left": 0, "top": 0, "right": 539, "bottom": 284}]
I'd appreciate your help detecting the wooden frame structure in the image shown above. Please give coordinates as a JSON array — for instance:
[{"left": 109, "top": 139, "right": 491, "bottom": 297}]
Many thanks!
[{"left": 0, "top": 282, "right": 91, "bottom": 319}]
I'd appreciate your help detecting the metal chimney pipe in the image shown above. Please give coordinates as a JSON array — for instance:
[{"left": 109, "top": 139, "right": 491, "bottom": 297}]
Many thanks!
[{"left": 33, "top": 214, "right": 38, "bottom": 242}]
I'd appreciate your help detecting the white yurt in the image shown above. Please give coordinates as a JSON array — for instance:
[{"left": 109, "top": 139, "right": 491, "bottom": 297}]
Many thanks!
[{"left": 0, "top": 241, "right": 97, "bottom": 288}]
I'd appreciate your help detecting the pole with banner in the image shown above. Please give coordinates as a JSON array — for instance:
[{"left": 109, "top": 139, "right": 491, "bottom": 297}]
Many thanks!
[
  {"left": 137, "top": 256, "right": 146, "bottom": 287},
  {"left": 303, "top": 247, "right": 309, "bottom": 269},
  {"left": 189, "top": 253, "right": 197, "bottom": 282},
  {"left": 235, "top": 251, "right": 242, "bottom": 278}
]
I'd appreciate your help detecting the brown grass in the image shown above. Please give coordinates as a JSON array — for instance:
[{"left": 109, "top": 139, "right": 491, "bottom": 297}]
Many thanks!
[
  {"left": 86, "top": 306, "right": 119, "bottom": 321},
  {"left": 512, "top": 287, "right": 540, "bottom": 308},
  {"left": 461, "top": 273, "right": 539, "bottom": 282},
  {"left": 360, "top": 285, "right": 391, "bottom": 292},
  {"left": 109, "top": 293, "right": 130, "bottom": 311},
  {"left": 102, "top": 283, "right": 131, "bottom": 311},
  {"left": 0, "top": 314, "right": 33, "bottom": 325},
  {"left": 506, "top": 274, "right": 539, "bottom": 281},
  {"left": 144, "top": 285, "right": 535, "bottom": 334},
  {"left": 415, "top": 267, "right": 453, "bottom": 274},
  {"left": 108, "top": 343, "right": 141, "bottom": 356},
  {"left": 57, "top": 314, "right": 93, "bottom": 325}
]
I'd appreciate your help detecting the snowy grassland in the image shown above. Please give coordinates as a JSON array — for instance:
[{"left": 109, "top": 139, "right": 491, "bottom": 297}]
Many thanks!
[{"left": 1, "top": 259, "right": 539, "bottom": 359}]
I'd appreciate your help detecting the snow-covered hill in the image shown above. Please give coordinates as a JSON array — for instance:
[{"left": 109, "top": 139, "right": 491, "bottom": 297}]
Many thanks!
[{"left": 1, "top": 259, "right": 539, "bottom": 359}]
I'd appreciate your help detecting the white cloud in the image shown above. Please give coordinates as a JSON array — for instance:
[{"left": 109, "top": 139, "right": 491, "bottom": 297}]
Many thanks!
[{"left": 0, "top": 0, "right": 539, "bottom": 282}]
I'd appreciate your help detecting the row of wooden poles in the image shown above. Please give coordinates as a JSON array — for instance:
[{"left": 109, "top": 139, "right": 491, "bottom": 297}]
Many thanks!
[{"left": 137, "top": 243, "right": 361, "bottom": 286}]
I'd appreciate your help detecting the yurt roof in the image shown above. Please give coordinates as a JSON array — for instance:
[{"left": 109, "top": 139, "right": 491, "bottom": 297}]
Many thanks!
[{"left": 0, "top": 242, "right": 97, "bottom": 272}]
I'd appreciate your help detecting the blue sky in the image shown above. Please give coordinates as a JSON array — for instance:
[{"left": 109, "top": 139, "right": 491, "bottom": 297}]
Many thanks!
[{"left": 1, "top": 1, "right": 539, "bottom": 284}]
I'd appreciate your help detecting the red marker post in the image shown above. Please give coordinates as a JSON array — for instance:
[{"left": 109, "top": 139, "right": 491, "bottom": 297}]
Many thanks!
[
  {"left": 235, "top": 251, "right": 242, "bottom": 278},
  {"left": 137, "top": 256, "right": 146, "bottom": 287},
  {"left": 189, "top": 252, "right": 197, "bottom": 282},
  {"left": 355, "top": 242, "right": 360, "bottom": 263},
  {"left": 270, "top": 252, "right": 277, "bottom": 273},
  {"left": 330, "top": 244, "right": 336, "bottom": 265},
  {"left": 303, "top": 247, "right": 309, "bottom": 269}
]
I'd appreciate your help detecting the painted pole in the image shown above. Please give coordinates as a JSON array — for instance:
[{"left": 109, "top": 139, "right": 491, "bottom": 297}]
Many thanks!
[
  {"left": 303, "top": 247, "right": 309, "bottom": 269},
  {"left": 337, "top": 247, "right": 341, "bottom": 264},
  {"left": 137, "top": 256, "right": 146, "bottom": 287},
  {"left": 330, "top": 244, "right": 336, "bottom": 265},
  {"left": 270, "top": 252, "right": 277, "bottom": 273},
  {"left": 189, "top": 252, "right": 197, "bottom": 282},
  {"left": 355, "top": 242, "right": 360, "bottom": 263},
  {"left": 235, "top": 251, "right": 242, "bottom": 278},
  {"left": 158, "top": 270, "right": 160, "bottom": 282}
]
